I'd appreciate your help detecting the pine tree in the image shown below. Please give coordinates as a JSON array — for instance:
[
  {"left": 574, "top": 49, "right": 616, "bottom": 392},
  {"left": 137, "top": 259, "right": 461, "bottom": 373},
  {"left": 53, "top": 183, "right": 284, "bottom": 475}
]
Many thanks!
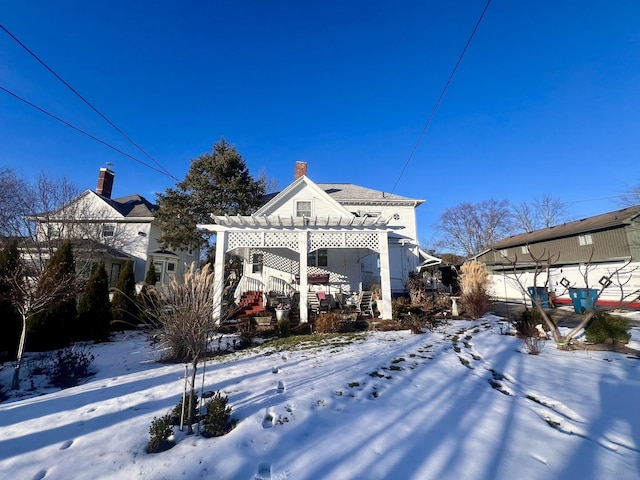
[
  {"left": 144, "top": 261, "right": 158, "bottom": 285},
  {"left": 27, "top": 240, "right": 77, "bottom": 351},
  {"left": 77, "top": 260, "right": 112, "bottom": 342},
  {"left": 155, "top": 138, "right": 266, "bottom": 251},
  {"left": 110, "top": 259, "right": 138, "bottom": 328},
  {"left": 136, "top": 262, "right": 159, "bottom": 325},
  {"left": 0, "top": 240, "right": 22, "bottom": 360}
]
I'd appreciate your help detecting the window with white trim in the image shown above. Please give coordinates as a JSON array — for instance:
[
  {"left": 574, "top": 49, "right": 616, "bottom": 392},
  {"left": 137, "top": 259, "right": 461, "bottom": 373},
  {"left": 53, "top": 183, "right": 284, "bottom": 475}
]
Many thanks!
[
  {"left": 296, "top": 201, "right": 312, "bottom": 217},
  {"left": 252, "top": 253, "right": 263, "bottom": 273},
  {"left": 102, "top": 224, "right": 116, "bottom": 237},
  {"left": 521, "top": 245, "right": 529, "bottom": 254},
  {"left": 578, "top": 234, "right": 593, "bottom": 246},
  {"left": 47, "top": 224, "right": 62, "bottom": 238}
]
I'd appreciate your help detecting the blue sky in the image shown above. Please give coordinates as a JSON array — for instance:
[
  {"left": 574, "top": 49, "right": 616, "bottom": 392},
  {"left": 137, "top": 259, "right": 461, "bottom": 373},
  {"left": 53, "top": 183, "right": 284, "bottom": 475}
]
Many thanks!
[{"left": 2, "top": 1, "right": 639, "bottom": 245}]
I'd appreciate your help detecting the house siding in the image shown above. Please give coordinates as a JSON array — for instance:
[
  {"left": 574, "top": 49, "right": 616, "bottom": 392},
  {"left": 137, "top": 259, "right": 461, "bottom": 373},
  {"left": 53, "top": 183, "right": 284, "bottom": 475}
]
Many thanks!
[{"left": 484, "top": 226, "right": 632, "bottom": 266}]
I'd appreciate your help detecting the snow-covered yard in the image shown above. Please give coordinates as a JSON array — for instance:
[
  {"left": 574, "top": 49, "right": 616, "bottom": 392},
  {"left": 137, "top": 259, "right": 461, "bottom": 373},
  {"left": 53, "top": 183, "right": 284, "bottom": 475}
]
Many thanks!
[{"left": 1, "top": 315, "right": 639, "bottom": 480}]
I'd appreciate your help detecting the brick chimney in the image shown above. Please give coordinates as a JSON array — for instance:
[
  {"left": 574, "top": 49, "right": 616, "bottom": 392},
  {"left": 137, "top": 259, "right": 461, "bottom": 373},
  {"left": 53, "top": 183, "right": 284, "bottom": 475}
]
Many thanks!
[
  {"left": 294, "top": 161, "right": 308, "bottom": 180},
  {"left": 96, "top": 167, "right": 114, "bottom": 198}
]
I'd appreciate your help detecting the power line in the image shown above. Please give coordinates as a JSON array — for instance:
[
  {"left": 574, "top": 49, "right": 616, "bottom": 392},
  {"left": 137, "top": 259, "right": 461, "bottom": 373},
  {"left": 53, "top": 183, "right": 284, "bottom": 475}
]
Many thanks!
[
  {"left": 0, "top": 85, "right": 176, "bottom": 178},
  {"left": 0, "top": 23, "right": 177, "bottom": 181},
  {"left": 390, "top": 0, "right": 492, "bottom": 194}
]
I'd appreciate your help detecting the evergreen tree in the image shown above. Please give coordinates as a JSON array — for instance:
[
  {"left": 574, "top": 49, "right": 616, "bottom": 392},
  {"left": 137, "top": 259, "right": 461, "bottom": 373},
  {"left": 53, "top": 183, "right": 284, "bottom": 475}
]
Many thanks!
[
  {"left": 27, "top": 240, "right": 77, "bottom": 351},
  {"left": 136, "top": 262, "right": 159, "bottom": 325},
  {"left": 155, "top": 138, "right": 266, "bottom": 251},
  {"left": 144, "top": 261, "right": 158, "bottom": 285},
  {"left": 77, "top": 260, "right": 112, "bottom": 342},
  {"left": 0, "top": 239, "right": 22, "bottom": 360},
  {"left": 110, "top": 259, "right": 138, "bottom": 328}
]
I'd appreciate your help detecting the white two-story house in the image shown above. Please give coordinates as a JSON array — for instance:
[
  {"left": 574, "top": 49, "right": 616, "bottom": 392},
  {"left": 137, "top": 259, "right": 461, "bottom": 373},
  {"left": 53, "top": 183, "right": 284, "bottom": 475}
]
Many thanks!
[
  {"left": 200, "top": 162, "right": 439, "bottom": 323},
  {"left": 32, "top": 167, "right": 198, "bottom": 287}
]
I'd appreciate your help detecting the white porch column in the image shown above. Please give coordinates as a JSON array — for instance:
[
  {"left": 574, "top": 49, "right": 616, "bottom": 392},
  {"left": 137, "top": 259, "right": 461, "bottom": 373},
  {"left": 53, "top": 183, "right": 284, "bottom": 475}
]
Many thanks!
[
  {"left": 378, "top": 231, "right": 392, "bottom": 319},
  {"left": 213, "top": 231, "right": 227, "bottom": 324},
  {"left": 298, "top": 231, "right": 309, "bottom": 323}
]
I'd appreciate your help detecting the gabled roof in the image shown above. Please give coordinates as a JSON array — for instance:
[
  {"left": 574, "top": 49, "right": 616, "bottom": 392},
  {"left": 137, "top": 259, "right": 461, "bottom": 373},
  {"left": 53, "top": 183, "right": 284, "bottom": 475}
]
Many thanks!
[
  {"left": 104, "top": 194, "right": 158, "bottom": 218},
  {"left": 255, "top": 175, "right": 353, "bottom": 217},
  {"left": 318, "top": 183, "right": 424, "bottom": 206},
  {"left": 489, "top": 205, "right": 640, "bottom": 250}
]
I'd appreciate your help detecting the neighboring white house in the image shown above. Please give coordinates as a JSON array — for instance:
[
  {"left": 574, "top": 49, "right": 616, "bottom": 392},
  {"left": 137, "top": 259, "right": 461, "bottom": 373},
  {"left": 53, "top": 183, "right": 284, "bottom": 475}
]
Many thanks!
[
  {"left": 199, "top": 162, "right": 439, "bottom": 323},
  {"left": 32, "top": 167, "right": 198, "bottom": 287}
]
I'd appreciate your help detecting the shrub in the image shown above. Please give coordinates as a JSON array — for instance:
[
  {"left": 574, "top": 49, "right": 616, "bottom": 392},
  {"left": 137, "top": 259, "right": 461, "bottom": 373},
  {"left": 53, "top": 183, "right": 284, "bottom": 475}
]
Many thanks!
[
  {"left": 76, "top": 260, "right": 111, "bottom": 342},
  {"left": 146, "top": 414, "right": 174, "bottom": 453},
  {"left": 171, "top": 392, "right": 199, "bottom": 426},
  {"left": 512, "top": 309, "right": 545, "bottom": 339},
  {"left": 315, "top": 313, "right": 342, "bottom": 334},
  {"left": 460, "top": 288, "right": 492, "bottom": 318},
  {"left": 0, "top": 239, "right": 21, "bottom": 361},
  {"left": 110, "top": 259, "right": 138, "bottom": 329},
  {"left": 202, "top": 391, "right": 233, "bottom": 437},
  {"left": 459, "top": 260, "right": 492, "bottom": 318},
  {"left": 277, "top": 318, "right": 291, "bottom": 337},
  {"left": 585, "top": 313, "right": 630, "bottom": 344},
  {"left": 523, "top": 335, "right": 546, "bottom": 355},
  {"left": 27, "top": 241, "right": 77, "bottom": 351},
  {"left": 49, "top": 345, "right": 95, "bottom": 388}
]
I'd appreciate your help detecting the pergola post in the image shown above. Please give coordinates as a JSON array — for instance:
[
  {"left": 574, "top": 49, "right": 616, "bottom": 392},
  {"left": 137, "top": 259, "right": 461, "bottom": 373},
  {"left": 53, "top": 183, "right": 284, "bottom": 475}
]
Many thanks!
[
  {"left": 378, "top": 231, "right": 392, "bottom": 319},
  {"left": 298, "top": 231, "right": 309, "bottom": 323},
  {"left": 213, "top": 231, "right": 227, "bottom": 324}
]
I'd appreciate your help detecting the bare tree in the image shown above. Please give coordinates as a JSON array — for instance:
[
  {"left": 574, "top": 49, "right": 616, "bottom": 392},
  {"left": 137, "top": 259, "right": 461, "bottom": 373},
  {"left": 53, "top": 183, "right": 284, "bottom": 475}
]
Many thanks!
[
  {"left": 619, "top": 183, "right": 640, "bottom": 207},
  {"left": 0, "top": 169, "right": 29, "bottom": 238},
  {"left": 143, "top": 263, "right": 216, "bottom": 433},
  {"left": 1, "top": 241, "right": 81, "bottom": 389},
  {"left": 435, "top": 199, "right": 515, "bottom": 257},
  {"left": 502, "top": 248, "right": 640, "bottom": 350},
  {"left": 512, "top": 194, "right": 571, "bottom": 233}
]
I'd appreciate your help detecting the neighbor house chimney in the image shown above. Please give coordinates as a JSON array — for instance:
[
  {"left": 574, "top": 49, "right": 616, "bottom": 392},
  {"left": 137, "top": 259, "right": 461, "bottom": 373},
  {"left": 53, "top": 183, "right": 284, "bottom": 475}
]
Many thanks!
[
  {"left": 295, "top": 161, "right": 308, "bottom": 180},
  {"left": 97, "top": 167, "right": 114, "bottom": 198}
]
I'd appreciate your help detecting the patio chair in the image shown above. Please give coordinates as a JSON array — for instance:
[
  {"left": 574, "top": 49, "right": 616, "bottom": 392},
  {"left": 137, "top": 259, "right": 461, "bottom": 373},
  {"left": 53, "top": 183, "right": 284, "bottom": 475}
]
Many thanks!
[
  {"left": 316, "top": 292, "right": 330, "bottom": 312},
  {"left": 355, "top": 291, "right": 374, "bottom": 317}
]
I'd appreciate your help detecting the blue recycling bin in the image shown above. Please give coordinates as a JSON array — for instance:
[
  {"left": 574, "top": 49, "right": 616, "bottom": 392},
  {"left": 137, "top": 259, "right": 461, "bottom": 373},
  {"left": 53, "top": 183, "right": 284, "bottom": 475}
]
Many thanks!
[
  {"left": 527, "top": 287, "right": 551, "bottom": 308},
  {"left": 569, "top": 288, "right": 599, "bottom": 313}
]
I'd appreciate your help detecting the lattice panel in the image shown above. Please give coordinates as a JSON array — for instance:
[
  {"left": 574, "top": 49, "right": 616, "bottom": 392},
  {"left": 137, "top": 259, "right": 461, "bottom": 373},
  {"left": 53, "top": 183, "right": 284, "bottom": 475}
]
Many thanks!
[
  {"left": 258, "top": 249, "right": 299, "bottom": 274},
  {"left": 264, "top": 232, "right": 299, "bottom": 251},
  {"left": 345, "top": 232, "right": 379, "bottom": 251},
  {"left": 228, "top": 231, "right": 263, "bottom": 250},
  {"left": 309, "top": 232, "right": 344, "bottom": 251}
]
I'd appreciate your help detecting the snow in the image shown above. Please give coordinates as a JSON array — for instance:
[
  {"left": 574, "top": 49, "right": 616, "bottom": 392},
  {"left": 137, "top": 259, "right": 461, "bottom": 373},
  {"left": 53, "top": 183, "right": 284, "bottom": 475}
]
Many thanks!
[{"left": 1, "top": 315, "right": 639, "bottom": 480}]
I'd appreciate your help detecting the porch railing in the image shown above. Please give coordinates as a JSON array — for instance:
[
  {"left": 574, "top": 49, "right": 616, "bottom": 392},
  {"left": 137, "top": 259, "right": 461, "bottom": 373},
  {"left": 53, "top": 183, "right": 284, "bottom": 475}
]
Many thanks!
[
  {"left": 267, "top": 276, "right": 291, "bottom": 296},
  {"left": 233, "top": 275, "right": 265, "bottom": 304}
]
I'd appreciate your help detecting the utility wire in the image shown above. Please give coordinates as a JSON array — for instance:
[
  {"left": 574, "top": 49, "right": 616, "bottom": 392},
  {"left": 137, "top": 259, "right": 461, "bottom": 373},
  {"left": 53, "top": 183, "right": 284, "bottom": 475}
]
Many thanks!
[
  {"left": 0, "top": 85, "right": 175, "bottom": 178},
  {"left": 390, "top": 0, "right": 492, "bottom": 194},
  {"left": 0, "top": 23, "right": 178, "bottom": 181}
]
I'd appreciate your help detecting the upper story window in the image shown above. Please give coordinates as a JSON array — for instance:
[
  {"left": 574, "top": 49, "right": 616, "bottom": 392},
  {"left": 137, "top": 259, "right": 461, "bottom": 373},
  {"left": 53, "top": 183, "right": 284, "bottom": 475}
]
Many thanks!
[
  {"left": 102, "top": 224, "right": 116, "bottom": 237},
  {"left": 578, "top": 234, "right": 593, "bottom": 246},
  {"left": 47, "top": 224, "right": 62, "bottom": 239},
  {"left": 521, "top": 245, "right": 529, "bottom": 254},
  {"left": 296, "top": 201, "right": 312, "bottom": 217}
]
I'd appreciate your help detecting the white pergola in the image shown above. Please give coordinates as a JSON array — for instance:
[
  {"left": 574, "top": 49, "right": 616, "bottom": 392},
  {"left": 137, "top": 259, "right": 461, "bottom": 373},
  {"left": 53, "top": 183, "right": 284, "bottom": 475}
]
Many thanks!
[{"left": 199, "top": 214, "right": 402, "bottom": 323}]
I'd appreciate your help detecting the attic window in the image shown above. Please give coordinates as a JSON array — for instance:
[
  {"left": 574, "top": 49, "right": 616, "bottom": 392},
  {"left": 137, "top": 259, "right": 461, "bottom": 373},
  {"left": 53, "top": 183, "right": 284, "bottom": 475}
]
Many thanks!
[
  {"left": 296, "top": 201, "right": 312, "bottom": 218},
  {"left": 578, "top": 234, "right": 593, "bottom": 246},
  {"left": 102, "top": 224, "right": 116, "bottom": 237}
]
